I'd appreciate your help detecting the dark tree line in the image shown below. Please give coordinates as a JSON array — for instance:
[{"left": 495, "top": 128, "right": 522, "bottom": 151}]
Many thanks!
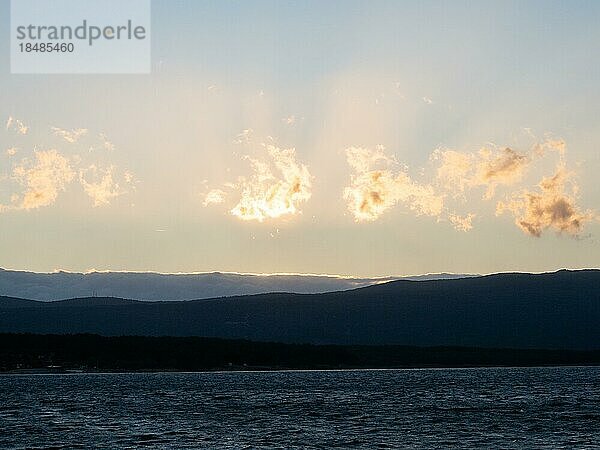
[{"left": 2, "top": 333, "right": 600, "bottom": 372}]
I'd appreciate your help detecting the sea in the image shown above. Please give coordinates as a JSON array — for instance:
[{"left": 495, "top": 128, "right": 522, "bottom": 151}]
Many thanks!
[{"left": 0, "top": 367, "right": 599, "bottom": 448}]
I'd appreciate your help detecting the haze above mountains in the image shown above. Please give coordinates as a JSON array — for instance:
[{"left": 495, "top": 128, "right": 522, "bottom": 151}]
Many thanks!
[{"left": 0, "top": 268, "right": 476, "bottom": 301}]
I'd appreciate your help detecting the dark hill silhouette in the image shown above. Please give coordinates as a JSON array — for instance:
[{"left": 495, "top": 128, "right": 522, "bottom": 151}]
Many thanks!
[
  {"left": 1, "top": 269, "right": 599, "bottom": 350},
  {"left": 0, "top": 267, "right": 477, "bottom": 301}
]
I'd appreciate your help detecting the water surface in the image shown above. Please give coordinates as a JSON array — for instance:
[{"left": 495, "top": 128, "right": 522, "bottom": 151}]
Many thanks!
[{"left": 1, "top": 367, "right": 599, "bottom": 448}]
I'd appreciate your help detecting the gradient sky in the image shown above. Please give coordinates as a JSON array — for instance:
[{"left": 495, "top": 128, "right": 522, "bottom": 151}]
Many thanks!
[{"left": 1, "top": 0, "right": 600, "bottom": 276}]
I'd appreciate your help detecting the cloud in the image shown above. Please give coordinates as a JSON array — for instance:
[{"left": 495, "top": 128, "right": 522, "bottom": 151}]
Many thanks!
[
  {"left": 51, "top": 127, "right": 88, "bottom": 143},
  {"left": 448, "top": 213, "right": 475, "bottom": 232},
  {"left": 282, "top": 115, "right": 298, "bottom": 125},
  {"left": 343, "top": 146, "right": 444, "bottom": 222},
  {"left": 230, "top": 145, "right": 313, "bottom": 221},
  {"left": 79, "top": 165, "right": 124, "bottom": 207},
  {"left": 422, "top": 96, "right": 433, "bottom": 104},
  {"left": 475, "top": 147, "right": 529, "bottom": 198},
  {"left": 6, "top": 117, "right": 28, "bottom": 135},
  {"left": 11, "top": 149, "right": 75, "bottom": 210},
  {"left": 433, "top": 149, "right": 473, "bottom": 194},
  {"left": 496, "top": 163, "right": 593, "bottom": 237},
  {"left": 233, "top": 129, "right": 253, "bottom": 145},
  {"left": 532, "top": 137, "right": 566, "bottom": 157},
  {"left": 203, "top": 188, "right": 226, "bottom": 206},
  {"left": 343, "top": 135, "right": 593, "bottom": 234},
  {"left": 434, "top": 146, "right": 529, "bottom": 199},
  {"left": 123, "top": 170, "right": 136, "bottom": 184},
  {"left": 98, "top": 133, "right": 115, "bottom": 151},
  {"left": 16, "top": 120, "right": 28, "bottom": 135},
  {"left": 1, "top": 121, "right": 135, "bottom": 212}
]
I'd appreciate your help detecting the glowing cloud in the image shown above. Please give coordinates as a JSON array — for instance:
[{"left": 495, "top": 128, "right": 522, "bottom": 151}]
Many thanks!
[
  {"left": 51, "top": 127, "right": 88, "bottom": 143},
  {"left": 16, "top": 121, "right": 29, "bottom": 135},
  {"left": 475, "top": 147, "right": 529, "bottom": 198},
  {"left": 343, "top": 135, "right": 591, "bottom": 234},
  {"left": 282, "top": 115, "right": 298, "bottom": 125},
  {"left": 496, "top": 163, "right": 593, "bottom": 237},
  {"left": 233, "top": 129, "right": 253, "bottom": 145},
  {"left": 230, "top": 145, "right": 313, "bottom": 221},
  {"left": 123, "top": 171, "right": 136, "bottom": 184},
  {"left": 98, "top": 133, "right": 115, "bottom": 151},
  {"left": 434, "top": 146, "right": 529, "bottom": 199},
  {"left": 79, "top": 165, "right": 124, "bottom": 207},
  {"left": 532, "top": 138, "right": 566, "bottom": 157},
  {"left": 448, "top": 213, "right": 475, "bottom": 232},
  {"left": 344, "top": 146, "right": 443, "bottom": 222},
  {"left": 1, "top": 121, "right": 135, "bottom": 212},
  {"left": 433, "top": 149, "right": 473, "bottom": 194},
  {"left": 203, "top": 188, "right": 226, "bottom": 206},
  {"left": 6, "top": 117, "right": 29, "bottom": 135},
  {"left": 12, "top": 149, "right": 75, "bottom": 210}
]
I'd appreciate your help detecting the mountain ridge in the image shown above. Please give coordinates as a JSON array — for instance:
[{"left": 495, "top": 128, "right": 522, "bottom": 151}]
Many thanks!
[
  {"left": 3, "top": 268, "right": 596, "bottom": 305},
  {"left": 1, "top": 269, "right": 599, "bottom": 350},
  {"left": 0, "top": 267, "right": 478, "bottom": 302}
]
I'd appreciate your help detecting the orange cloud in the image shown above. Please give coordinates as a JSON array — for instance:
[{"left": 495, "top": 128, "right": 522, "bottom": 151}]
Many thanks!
[
  {"left": 203, "top": 188, "right": 226, "bottom": 206},
  {"left": 230, "top": 145, "right": 312, "bottom": 221},
  {"left": 51, "top": 126, "right": 88, "bottom": 143},
  {"left": 6, "top": 116, "right": 29, "bottom": 135},
  {"left": 496, "top": 163, "right": 594, "bottom": 237},
  {"left": 204, "top": 141, "right": 313, "bottom": 222},
  {"left": 344, "top": 146, "right": 443, "bottom": 222},
  {"left": 79, "top": 165, "right": 125, "bottom": 207},
  {"left": 12, "top": 149, "right": 75, "bottom": 210},
  {"left": 434, "top": 146, "right": 529, "bottom": 199},
  {"left": 448, "top": 213, "right": 475, "bottom": 232}
]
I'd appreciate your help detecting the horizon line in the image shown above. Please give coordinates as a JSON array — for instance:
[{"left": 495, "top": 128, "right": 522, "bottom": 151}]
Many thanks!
[{"left": 1, "top": 266, "right": 599, "bottom": 279}]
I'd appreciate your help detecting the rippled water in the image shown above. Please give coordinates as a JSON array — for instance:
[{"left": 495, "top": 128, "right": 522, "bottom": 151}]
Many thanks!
[{"left": 0, "top": 367, "right": 599, "bottom": 448}]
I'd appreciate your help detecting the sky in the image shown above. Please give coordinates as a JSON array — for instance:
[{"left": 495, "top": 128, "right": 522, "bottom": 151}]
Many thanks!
[{"left": 1, "top": 0, "right": 600, "bottom": 277}]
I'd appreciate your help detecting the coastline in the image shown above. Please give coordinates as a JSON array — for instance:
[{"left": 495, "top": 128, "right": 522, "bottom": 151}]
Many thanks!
[{"left": 2, "top": 333, "right": 599, "bottom": 374}]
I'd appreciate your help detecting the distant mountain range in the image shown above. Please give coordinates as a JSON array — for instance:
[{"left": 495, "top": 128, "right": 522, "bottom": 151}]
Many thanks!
[
  {"left": 1, "top": 269, "right": 599, "bottom": 350},
  {"left": 0, "top": 268, "right": 476, "bottom": 301}
]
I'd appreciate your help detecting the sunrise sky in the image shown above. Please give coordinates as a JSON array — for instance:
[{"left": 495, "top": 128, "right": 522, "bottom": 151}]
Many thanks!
[{"left": 1, "top": 0, "right": 599, "bottom": 276}]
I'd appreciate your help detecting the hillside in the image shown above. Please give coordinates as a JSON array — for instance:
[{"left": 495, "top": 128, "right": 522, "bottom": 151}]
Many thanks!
[
  {"left": 1, "top": 270, "right": 599, "bottom": 350},
  {"left": 0, "top": 268, "right": 475, "bottom": 301}
]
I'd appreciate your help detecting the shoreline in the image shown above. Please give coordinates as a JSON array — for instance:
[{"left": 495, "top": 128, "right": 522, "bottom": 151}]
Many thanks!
[
  {"left": 3, "top": 363, "right": 600, "bottom": 375},
  {"left": 2, "top": 333, "right": 600, "bottom": 374}
]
